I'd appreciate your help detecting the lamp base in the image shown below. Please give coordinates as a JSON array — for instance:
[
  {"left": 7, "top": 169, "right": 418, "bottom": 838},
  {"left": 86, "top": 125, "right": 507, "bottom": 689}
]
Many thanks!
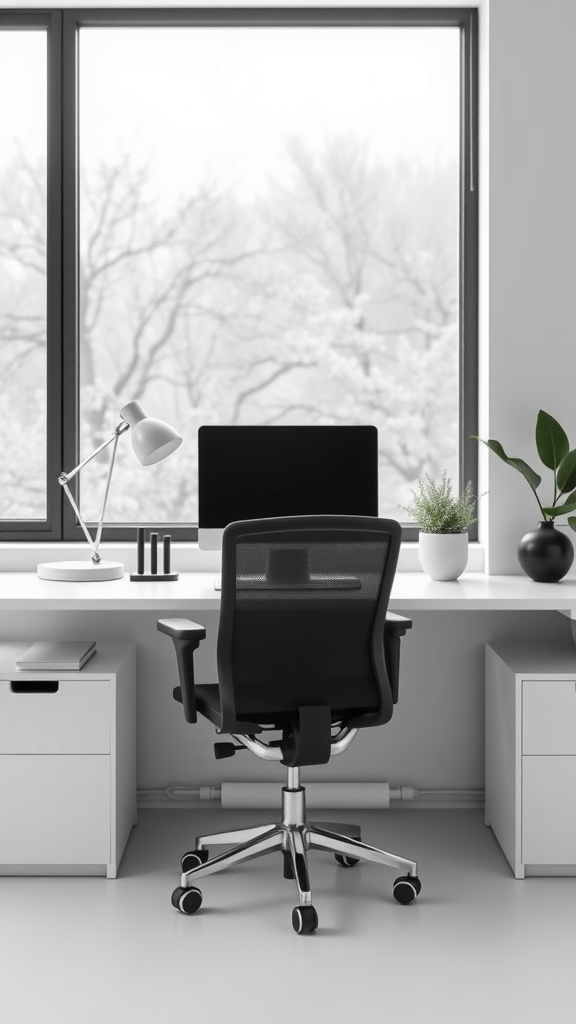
[{"left": 37, "top": 560, "right": 124, "bottom": 582}]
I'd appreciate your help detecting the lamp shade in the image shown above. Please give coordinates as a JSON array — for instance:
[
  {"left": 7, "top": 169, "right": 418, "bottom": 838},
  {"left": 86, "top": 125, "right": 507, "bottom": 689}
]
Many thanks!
[{"left": 119, "top": 400, "right": 183, "bottom": 466}]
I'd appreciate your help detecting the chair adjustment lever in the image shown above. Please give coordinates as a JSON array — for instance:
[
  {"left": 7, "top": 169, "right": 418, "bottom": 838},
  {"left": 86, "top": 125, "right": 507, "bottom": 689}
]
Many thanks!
[{"left": 214, "top": 741, "right": 246, "bottom": 760}]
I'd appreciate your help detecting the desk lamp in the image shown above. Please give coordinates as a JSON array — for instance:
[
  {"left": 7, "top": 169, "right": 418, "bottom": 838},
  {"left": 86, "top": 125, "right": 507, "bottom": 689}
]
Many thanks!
[{"left": 37, "top": 400, "right": 183, "bottom": 581}]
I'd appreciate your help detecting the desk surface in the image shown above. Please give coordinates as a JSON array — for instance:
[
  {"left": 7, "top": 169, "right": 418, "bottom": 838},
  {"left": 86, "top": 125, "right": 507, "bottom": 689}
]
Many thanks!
[{"left": 2, "top": 571, "right": 576, "bottom": 615}]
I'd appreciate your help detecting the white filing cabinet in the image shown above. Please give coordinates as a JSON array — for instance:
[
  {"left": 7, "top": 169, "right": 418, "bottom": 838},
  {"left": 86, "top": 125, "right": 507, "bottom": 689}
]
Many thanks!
[
  {"left": 485, "top": 642, "right": 576, "bottom": 878},
  {"left": 0, "top": 642, "right": 136, "bottom": 877}
]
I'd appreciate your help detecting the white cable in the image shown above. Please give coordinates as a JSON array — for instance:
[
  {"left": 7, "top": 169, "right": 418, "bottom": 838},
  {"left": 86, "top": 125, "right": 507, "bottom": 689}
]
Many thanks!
[
  {"left": 166, "top": 785, "right": 221, "bottom": 802},
  {"left": 137, "top": 783, "right": 420, "bottom": 807},
  {"left": 138, "top": 786, "right": 221, "bottom": 802},
  {"left": 136, "top": 783, "right": 485, "bottom": 809}
]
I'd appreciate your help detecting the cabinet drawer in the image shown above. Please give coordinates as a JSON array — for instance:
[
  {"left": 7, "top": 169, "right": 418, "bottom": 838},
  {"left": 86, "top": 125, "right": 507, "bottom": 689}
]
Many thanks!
[
  {"left": 0, "top": 755, "right": 110, "bottom": 864},
  {"left": 522, "top": 679, "right": 576, "bottom": 754},
  {"left": 0, "top": 679, "right": 110, "bottom": 753},
  {"left": 522, "top": 756, "right": 576, "bottom": 863}
]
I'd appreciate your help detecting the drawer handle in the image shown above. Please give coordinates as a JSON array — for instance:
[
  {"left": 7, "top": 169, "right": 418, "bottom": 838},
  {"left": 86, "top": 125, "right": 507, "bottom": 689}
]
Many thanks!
[{"left": 10, "top": 681, "right": 60, "bottom": 694}]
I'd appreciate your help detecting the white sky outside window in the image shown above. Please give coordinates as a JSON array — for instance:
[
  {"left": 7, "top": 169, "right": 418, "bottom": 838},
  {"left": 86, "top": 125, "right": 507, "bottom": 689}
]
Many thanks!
[{"left": 75, "top": 26, "right": 459, "bottom": 524}]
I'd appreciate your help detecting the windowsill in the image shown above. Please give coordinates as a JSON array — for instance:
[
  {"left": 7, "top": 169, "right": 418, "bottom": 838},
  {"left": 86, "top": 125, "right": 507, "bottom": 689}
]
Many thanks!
[{"left": 0, "top": 541, "right": 486, "bottom": 574}]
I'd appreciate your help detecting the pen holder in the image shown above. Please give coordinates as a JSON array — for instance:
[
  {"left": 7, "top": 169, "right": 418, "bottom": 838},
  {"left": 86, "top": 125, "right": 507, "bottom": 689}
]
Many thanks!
[{"left": 130, "top": 528, "right": 179, "bottom": 581}]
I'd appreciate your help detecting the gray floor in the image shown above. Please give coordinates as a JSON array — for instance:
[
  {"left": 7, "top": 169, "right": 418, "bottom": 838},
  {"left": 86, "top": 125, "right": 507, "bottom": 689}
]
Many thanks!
[{"left": 1, "top": 807, "right": 575, "bottom": 1024}]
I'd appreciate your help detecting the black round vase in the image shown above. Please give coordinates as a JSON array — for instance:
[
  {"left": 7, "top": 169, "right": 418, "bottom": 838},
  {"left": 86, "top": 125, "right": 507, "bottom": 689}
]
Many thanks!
[{"left": 517, "top": 521, "right": 574, "bottom": 582}]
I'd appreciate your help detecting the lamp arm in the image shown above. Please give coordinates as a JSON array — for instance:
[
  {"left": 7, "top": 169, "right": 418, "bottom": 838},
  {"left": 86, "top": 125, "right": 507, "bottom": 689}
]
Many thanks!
[
  {"left": 59, "top": 421, "right": 130, "bottom": 564},
  {"left": 59, "top": 421, "right": 129, "bottom": 484},
  {"left": 92, "top": 429, "right": 121, "bottom": 560},
  {"left": 60, "top": 479, "right": 98, "bottom": 555}
]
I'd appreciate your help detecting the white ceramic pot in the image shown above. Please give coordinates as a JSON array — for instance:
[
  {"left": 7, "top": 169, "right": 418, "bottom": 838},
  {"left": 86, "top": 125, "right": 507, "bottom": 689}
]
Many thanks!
[{"left": 418, "top": 531, "right": 469, "bottom": 581}]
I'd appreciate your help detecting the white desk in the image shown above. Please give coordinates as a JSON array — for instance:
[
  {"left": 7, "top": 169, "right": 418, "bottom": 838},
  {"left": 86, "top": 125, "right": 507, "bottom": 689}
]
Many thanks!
[
  {"left": 0, "top": 571, "right": 575, "bottom": 841},
  {"left": 1, "top": 571, "right": 576, "bottom": 615}
]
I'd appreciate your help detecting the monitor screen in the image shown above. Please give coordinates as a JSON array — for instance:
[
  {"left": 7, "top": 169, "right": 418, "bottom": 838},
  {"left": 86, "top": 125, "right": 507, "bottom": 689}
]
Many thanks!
[{"left": 198, "top": 425, "right": 378, "bottom": 549}]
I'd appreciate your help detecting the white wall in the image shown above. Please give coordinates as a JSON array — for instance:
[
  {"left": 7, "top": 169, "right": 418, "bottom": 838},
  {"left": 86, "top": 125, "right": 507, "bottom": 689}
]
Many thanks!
[{"left": 483, "top": 0, "right": 576, "bottom": 572}]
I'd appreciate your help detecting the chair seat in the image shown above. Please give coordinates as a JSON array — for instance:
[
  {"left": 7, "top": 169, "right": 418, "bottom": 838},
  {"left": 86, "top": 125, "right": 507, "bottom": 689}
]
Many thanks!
[
  {"left": 188, "top": 683, "right": 378, "bottom": 735},
  {"left": 192, "top": 684, "right": 295, "bottom": 731},
  {"left": 194, "top": 685, "right": 222, "bottom": 727}
]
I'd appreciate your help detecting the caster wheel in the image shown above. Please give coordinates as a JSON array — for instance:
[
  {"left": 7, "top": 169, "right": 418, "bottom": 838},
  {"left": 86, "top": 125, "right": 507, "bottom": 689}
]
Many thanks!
[
  {"left": 335, "top": 854, "right": 360, "bottom": 868},
  {"left": 392, "top": 874, "right": 421, "bottom": 905},
  {"left": 171, "top": 886, "right": 203, "bottom": 915},
  {"left": 292, "top": 905, "right": 318, "bottom": 934},
  {"left": 181, "top": 849, "right": 209, "bottom": 872}
]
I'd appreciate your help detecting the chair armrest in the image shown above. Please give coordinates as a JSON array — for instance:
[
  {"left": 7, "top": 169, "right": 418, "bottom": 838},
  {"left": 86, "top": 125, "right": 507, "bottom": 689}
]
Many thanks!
[
  {"left": 157, "top": 619, "right": 207, "bottom": 723},
  {"left": 385, "top": 612, "right": 413, "bottom": 636},
  {"left": 384, "top": 613, "right": 412, "bottom": 704},
  {"left": 157, "top": 618, "right": 207, "bottom": 641}
]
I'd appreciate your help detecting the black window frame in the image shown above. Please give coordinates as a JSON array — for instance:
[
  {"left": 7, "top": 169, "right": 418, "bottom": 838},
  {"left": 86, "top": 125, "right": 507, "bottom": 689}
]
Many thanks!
[
  {"left": 0, "top": 10, "right": 62, "bottom": 541},
  {"left": 0, "top": 7, "right": 478, "bottom": 544}
]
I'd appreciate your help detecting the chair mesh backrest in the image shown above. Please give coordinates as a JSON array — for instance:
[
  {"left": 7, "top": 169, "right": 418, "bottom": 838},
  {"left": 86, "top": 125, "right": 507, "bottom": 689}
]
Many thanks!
[{"left": 217, "top": 516, "right": 399, "bottom": 728}]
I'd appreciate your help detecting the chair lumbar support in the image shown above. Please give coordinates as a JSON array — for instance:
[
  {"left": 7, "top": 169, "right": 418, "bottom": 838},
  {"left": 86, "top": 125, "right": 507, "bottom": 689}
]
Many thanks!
[{"left": 169, "top": 765, "right": 421, "bottom": 934}]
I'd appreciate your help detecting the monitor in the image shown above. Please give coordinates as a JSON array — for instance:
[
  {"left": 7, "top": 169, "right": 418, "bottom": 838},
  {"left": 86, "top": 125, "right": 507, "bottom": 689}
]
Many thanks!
[{"left": 198, "top": 425, "right": 378, "bottom": 549}]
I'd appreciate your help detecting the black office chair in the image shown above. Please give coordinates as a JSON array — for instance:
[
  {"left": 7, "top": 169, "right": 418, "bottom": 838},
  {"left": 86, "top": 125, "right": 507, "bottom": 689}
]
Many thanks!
[{"left": 158, "top": 515, "right": 419, "bottom": 933}]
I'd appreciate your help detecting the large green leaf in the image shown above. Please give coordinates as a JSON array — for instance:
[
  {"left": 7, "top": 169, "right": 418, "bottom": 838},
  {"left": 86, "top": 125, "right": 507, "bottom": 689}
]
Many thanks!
[
  {"left": 542, "top": 489, "right": 576, "bottom": 517},
  {"left": 535, "top": 410, "right": 569, "bottom": 472},
  {"left": 557, "top": 448, "right": 576, "bottom": 494},
  {"left": 473, "top": 437, "right": 541, "bottom": 491},
  {"left": 568, "top": 516, "right": 576, "bottom": 533}
]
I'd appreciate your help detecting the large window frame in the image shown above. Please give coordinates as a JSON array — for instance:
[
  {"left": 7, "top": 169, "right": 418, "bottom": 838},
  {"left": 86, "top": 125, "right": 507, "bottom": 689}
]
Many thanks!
[
  {"left": 0, "top": 10, "right": 62, "bottom": 541},
  {"left": 0, "top": 7, "right": 478, "bottom": 544}
]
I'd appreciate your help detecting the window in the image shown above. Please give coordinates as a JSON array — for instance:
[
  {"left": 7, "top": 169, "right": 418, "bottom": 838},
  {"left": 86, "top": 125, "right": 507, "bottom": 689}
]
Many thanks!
[{"left": 0, "top": 8, "right": 478, "bottom": 542}]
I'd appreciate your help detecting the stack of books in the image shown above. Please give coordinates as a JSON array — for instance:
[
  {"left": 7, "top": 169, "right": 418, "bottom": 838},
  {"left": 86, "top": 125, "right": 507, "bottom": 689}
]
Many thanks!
[{"left": 16, "top": 641, "right": 97, "bottom": 671}]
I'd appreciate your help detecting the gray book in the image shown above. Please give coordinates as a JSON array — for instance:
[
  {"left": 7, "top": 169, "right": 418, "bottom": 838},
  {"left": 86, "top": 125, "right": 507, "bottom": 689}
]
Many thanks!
[{"left": 16, "top": 641, "right": 97, "bottom": 671}]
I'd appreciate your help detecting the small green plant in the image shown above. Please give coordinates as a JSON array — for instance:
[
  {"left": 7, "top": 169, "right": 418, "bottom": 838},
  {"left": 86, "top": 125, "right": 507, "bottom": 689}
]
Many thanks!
[
  {"left": 474, "top": 410, "right": 576, "bottom": 532},
  {"left": 400, "top": 472, "right": 478, "bottom": 534}
]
